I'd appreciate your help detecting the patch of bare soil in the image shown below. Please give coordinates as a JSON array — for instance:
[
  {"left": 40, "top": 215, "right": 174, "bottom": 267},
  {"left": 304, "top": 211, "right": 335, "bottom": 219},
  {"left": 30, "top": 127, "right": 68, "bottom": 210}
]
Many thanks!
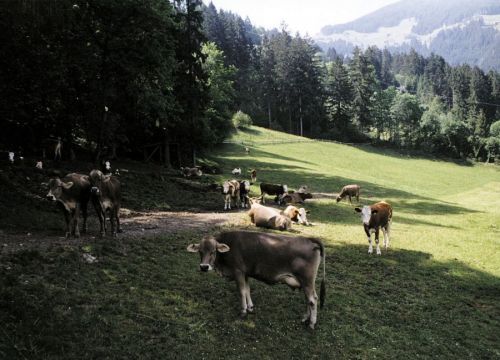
[{"left": 0, "top": 209, "right": 248, "bottom": 255}]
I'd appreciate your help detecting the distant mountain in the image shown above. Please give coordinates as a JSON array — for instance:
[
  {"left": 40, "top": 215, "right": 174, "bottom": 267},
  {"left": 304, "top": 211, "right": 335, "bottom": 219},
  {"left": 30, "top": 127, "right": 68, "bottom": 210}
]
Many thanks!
[{"left": 315, "top": 0, "right": 500, "bottom": 71}]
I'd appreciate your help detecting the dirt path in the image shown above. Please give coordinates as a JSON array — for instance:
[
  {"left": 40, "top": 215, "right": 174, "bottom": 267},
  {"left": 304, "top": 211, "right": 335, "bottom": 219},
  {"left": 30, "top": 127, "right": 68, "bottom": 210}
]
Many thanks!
[{"left": 0, "top": 209, "right": 248, "bottom": 255}]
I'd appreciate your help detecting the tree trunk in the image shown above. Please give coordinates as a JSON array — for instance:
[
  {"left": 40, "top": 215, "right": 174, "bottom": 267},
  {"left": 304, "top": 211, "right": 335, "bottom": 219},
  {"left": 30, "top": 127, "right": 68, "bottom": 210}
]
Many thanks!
[
  {"left": 268, "top": 99, "right": 272, "bottom": 128},
  {"left": 164, "top": 139, "right": 171, "bottom": 168},
  {"left": 299, "top": 95, "right": 303, "bottom": 137}
]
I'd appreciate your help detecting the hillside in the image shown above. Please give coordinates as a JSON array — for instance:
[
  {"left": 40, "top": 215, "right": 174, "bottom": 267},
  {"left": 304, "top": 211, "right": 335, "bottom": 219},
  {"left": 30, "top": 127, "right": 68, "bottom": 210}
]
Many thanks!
[
  {"left": 0, "top": 126, "right": 499, "bottom": 359},
  {"left": 315, "top": 0, "right": 500, "bottom": 71}
]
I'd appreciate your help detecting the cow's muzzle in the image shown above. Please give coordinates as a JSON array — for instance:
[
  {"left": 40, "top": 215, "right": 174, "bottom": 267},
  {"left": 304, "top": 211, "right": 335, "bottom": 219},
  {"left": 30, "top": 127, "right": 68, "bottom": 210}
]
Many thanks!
[
  {"left": 91, "top": 186, "right": 100, "bottom": 195},
  {"left": 46, "top": 194, "right": 56, "bottom": 201},
  {"left": 199, "top": 264, "right": 211, "bottom": 272}
]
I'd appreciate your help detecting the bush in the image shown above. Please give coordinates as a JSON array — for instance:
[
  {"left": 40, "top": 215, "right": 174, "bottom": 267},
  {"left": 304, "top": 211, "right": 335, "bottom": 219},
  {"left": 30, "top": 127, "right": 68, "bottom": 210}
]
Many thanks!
[{"left": 232, "top": 111, "right": 252, "bottom": 129}]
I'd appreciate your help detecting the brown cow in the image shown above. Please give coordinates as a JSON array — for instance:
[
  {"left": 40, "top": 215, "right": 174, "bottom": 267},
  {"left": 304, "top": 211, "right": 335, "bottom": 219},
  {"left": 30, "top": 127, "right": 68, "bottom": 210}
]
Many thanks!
[
  {"left": 355, "top": 201, "right": 393, "bottom": 255},
  {"left": 336, "top": 184, "right": 360, "bottom": 203},
  {"left": 89, "top": 169, "right": 121, "bottom": 237},
  {"left": 222, "top": 179, "right": 240, "bottom": 210},
  {"left": 283, "top": 205, "right": 311, "bottom": 226},
  {"left": 187, "top": 231, "right": 326, "bottom": 329},
  {"left": 282, "top": 192, "right": 313, "bottom": 204},
  {"left": 46, "top": 173, "right": 91, "bottom": 238}
]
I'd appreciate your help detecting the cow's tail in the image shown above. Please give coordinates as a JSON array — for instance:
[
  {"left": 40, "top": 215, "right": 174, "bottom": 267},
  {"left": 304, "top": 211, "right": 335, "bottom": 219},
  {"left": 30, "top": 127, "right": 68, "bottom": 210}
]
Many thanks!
[{"left": 320, "top": 242, "right": 326, "bottom": 309}]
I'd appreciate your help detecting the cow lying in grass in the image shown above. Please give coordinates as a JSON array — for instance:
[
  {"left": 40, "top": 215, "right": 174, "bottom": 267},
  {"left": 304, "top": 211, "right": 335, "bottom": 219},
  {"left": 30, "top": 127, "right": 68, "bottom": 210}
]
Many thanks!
[
  {"left": 283, "top": 205, "right": 311, "bottom": 226},
  {"left": 187, "top": 231, "right": 326, "bottom": 329},
  {"left": 282, "top": 191, "right": 313, "bottom": 204},
  {"left": 355, "top": 201, "right": 392, "bottom": 255},
  {"left": 181, "top": 167, "right": 202, "bottom": 177},
  {"left": 248, "top": 198, "right": 291, "bottom": 231},
  {"left": 337, "top": 184, "right": 360, "bottom": 203},
  {"left": 46, "top": 173, "right": 91, "bottom": 238}
]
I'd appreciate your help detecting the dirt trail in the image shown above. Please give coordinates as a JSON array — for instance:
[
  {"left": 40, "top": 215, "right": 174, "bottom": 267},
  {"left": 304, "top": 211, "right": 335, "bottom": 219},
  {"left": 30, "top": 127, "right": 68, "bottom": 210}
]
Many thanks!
[{"left": 0, "top": 209, "right": 248, "bottom": 255}]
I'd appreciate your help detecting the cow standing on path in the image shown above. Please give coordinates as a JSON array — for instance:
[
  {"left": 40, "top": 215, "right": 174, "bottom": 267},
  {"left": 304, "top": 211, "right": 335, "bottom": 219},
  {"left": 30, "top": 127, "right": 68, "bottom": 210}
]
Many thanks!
[
  {"left": 46, "top": 173, "right": 91, "bottom": 238},
  {"left": 187, "top": 231, "right": 326, "bottom": 329},
  {"left": 355, "top": 201, "right": 392, "bottom": 255},
  {"left": 89, "top": 169, "right": 121, "bottom": 237}
]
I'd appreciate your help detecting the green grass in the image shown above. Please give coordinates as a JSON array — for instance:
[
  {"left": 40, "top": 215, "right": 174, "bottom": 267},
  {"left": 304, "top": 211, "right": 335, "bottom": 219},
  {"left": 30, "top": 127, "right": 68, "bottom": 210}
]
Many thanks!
[{"left": 1, "top": 126, "right": 499, "bottom": 359}]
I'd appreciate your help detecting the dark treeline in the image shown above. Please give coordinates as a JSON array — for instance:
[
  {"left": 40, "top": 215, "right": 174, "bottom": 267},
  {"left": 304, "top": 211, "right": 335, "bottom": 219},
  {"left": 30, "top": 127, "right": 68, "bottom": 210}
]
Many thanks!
[{"left": 1, "top": 1, "right": 499, "bottom": 164}]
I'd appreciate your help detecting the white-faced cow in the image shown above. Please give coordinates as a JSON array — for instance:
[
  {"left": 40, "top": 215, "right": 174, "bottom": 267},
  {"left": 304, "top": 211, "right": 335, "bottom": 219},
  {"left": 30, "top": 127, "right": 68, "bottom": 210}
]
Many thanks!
[
  {"left": 187, "top": 231, "right": 326, "bottom": 329},
  {"left": 89, "top": 169, "right": 122, "bottom": 237},
  {"left": 260, "top": 183, "right": 288, "bottom": 205},
  {"left": 239, "top": 180, "right": 251, "bottom": 208},
  {"left": 248, "top": 200, "right": 291, "bottom": 231},
  {"left": 46, "top": 173, "right": 91, "bottom": 238},
  {"left": 337, "top": 184, "right": 360, "bottom": 203},
  {"left": 222, "top": 179, "right": 240, "bottom": 210},
  {"left": 355, "top": 201, "right": 392, "bottom": 255},
  {"left": 231, "top": 167, "right": 242, "bottom": 176},
  {"left": 283, "top": 205, "right": 311, "bottom": 226}
]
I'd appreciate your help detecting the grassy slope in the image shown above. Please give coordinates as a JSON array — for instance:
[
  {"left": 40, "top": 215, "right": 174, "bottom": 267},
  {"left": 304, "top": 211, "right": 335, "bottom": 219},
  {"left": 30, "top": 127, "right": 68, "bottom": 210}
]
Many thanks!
[{"left": 1, "top": 126, "right": 499, "bottom": 359}]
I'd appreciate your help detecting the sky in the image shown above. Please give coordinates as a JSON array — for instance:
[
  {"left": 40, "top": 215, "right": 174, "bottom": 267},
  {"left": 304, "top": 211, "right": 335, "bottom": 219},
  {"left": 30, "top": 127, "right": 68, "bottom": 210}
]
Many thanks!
[{"left": 203, "top": 0, "right": 401, "bottom": 35}]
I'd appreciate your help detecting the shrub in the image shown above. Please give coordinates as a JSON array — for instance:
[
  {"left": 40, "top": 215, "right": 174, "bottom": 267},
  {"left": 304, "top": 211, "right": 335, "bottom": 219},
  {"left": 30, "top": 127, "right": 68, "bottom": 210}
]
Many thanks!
[{"left": 232, "top": 110, "right": 252, "bottom": 129}]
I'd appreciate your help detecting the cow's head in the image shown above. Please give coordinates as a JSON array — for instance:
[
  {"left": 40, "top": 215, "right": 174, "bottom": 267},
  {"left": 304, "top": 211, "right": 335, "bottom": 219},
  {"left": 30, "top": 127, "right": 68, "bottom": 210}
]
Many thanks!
[
  {"left": 222, "top": 180, "right": 231, "bottom": 194},
  {"left": 241, "top": 180, "right": 250, "bottom": 191},
  {"left": 282, "top": 184, "right": 288, "bottom": 193},
  {"left": 336, "top": 195, "right": 343, "bottom": 203},
  {"left": 355, "top": 206, "right": 377, "bottom": 225},
  {"left": 186, "top": 236, "right": 230, "bottom": 272},
  {"left": 249, "top": 196, "right": 263, "bottom": 205},
  {"left": 89, "top": 169, "right": 110, "bottom": 195},
  {"left": 105, "top": 161, "right": 111, "bottom": 171},
  {"left": 298, "top": 208, "right": 310, "bottom": 225},
  {"left": 46, "top": 178, "right": 73, "bottom": 201}
]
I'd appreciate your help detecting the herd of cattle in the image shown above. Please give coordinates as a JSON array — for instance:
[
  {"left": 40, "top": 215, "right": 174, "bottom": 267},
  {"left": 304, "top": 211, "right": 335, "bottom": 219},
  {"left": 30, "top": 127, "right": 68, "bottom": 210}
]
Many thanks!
[{"left": 45, "top": 162, "right": 392, "bottom": 330}]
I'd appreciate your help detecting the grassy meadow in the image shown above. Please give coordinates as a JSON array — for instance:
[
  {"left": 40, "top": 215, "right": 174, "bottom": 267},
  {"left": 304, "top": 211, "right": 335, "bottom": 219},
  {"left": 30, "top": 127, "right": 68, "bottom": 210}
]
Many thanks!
[{"left": 1, "top": 126, "right": 499, "bottom": 359}]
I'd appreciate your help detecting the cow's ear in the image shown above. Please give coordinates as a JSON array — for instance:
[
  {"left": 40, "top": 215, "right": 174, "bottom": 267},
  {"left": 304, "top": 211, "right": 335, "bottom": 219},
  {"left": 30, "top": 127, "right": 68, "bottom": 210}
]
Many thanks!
[
  {"left": 371, "top": 209, "right": 378, "bottom": 215},
  {"left": 354, "top": 207, "right": 362, "bottom": 213},
  {"left": 62, "top": 181, "right": 74, "bottom": 189},
  {"left": 186, "top": 244, "right": 200, "bottom": 253},
  {"left": 216, "top": 243, "right": 230, "bottom": 253}
]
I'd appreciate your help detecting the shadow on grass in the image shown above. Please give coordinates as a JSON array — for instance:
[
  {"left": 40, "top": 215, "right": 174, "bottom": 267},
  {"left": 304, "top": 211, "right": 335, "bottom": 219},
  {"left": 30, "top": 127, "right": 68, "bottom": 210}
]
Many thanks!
[{"left": 0, "top": 236, "right": 498, "bottom": 359}]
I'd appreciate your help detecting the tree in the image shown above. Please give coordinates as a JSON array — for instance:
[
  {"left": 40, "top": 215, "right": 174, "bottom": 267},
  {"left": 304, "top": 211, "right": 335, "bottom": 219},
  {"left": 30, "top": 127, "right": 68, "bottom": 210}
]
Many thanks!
[{"left": 390, "top": 93, "right": 422, "bottom": 147}]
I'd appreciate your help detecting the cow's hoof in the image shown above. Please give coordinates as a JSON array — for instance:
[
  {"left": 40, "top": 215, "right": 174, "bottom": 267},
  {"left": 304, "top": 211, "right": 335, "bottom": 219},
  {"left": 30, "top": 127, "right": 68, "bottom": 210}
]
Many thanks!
[
  {"left": 247, "top": 306, "right": 254, "bottom": 313},
  {"left": 239, "top": 311, "right": 248, "bottom": 319},
  {"left": 308, "top": 322, "right": 316, "bottom": 330}
]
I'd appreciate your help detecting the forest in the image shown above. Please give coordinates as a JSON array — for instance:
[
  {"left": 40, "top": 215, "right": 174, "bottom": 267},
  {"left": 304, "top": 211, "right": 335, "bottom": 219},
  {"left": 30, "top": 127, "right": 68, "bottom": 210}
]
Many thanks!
[{"left": 1, "top": 0, "right": 500, "bottom": 164}]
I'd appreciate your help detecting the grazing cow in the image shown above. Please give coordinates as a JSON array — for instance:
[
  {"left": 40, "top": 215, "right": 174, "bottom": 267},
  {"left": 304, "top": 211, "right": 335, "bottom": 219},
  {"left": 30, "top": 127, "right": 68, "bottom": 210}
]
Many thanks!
[
  {"left": 35, "top": 161, "right": 43, "bottom": 170},
  {"left": 232, "top": 167, "right": 242, "bottom": 176},
  {"left": 250, "top": 169, "right": 257, "bottom": 183},
  {"left": 46, "top": 173, "right": 91, "bottom": 238},
  {"left": 282, "top": 192, "right": 313, "bottom": 204},
  {"left": 248, "top": 201, "right": 291, "bottom": 231},
  {"left": 283, "top": 205, "right": 311, "bottom": 226},
  {"left": 355, "top": 201, "right": 392, "bottom": 255},
  {"left": 260, "top": 182, "right": 288, "bottom": 204},
  {"left": 187, "top": 231, "right": 326, "bottom": 329},
  {"left": 239, "top": 180, "right": 251, "bottom": 208},
  {"left": 8, "top": 151, "right": 14, "bottom": 164},
  {"left": 181, "top": 167, "right": 202, "bottom": 177},
  {"left": 245, "top": 147, "right": 250, "bottom": 154},
  {"left": 336, "top": 184, "right": 360, "bottom": 203},
  {"left": 89, "top": 169, "right": 121, "bottom": 237},
  {"left": 222, "top": 179, "right": 240, "bottom": 210}
]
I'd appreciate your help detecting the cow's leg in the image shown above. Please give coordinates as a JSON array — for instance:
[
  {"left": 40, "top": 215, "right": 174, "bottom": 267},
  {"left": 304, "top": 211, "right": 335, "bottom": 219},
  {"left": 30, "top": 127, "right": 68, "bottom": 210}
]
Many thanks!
[
  {"left": 235, "top": 272, "right": 248, "bottom": 318},
  {"left": 64, "top": 211, "right": 71, "bottom": 238},
  {"left": 245, "top": 278, "right": 254, "bottom": 313},
  {"left": 110, "top": 208, "right": 116, "bottom": 237},
  {"left": 81, "top": 201, "right": 88, "bottom": 234},
  {"left": 116, "top": 207, "right": 122, "bottom": 233},
  {"left": 348, "top": 195, "right": 352, "bottom": 204},
  {"left": 384, "top": 222, "right": 391, "bottom": 249},
  {"left": 375, "top": 228, "right": 381, "bottom": 255},
  {"left": 303, "top": 285, "right": 318, "bottom": 329},
  {"left": 365, "top": 227, "right": 373, "bottom": 254},
  {"left": 356, "top": 193, "right": 359, "bottom": 202},
  {"left": 261, "top": 192, "right": 266, "bottom": 204},
  {"left": 73, "top": 206, "right": 80, "bottom": 238}
]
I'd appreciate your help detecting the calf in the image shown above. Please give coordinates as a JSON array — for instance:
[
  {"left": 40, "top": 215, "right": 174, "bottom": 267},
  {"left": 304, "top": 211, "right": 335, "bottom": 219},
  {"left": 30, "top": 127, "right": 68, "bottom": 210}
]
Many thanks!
[
  {"left": 250, "top": 169, "right": 257, "bottom": 183},
  {"left": 355, "top": 201, "right": 392, "bottom": 255},
  {"left": 89, "top": 169, "right": 122, "bottom": 237},
  {"left": 248, "top": 201, "right": 291, "bottom": 231},
  {"left": 100, "top": 160, "right": 112, "bottom": 175},
  {"left": 336, "top": 184, "right": 360, "bottom": 203},
  {"left": 283, "top": 205, "right": 311, "bottom": 226},
  {"left": 239, "top": 180, "right": 251, "bottom": 208},
  {"left": 181, "top": 167, "right": 202, "bottom": 177},
  {"left": 260, "top": 182, "right": 288, "bottom": 204},
  {"left": 245, "top": 147, "right": 250, "bottom": 154},
  {"left": 222, "top": 179, "right": 240, "bottom": 210},
  {"left": 282, "top": 192, "right": 313, "bottom": 204},
  {"left": 46, "top": 173, "right": 91, "bottom": 238},
  {"left": 231, "top": 167, "right": 242, "bottom": 176},
  {"left": 187, "top": 231, "right": 326, "bottom": 329}
]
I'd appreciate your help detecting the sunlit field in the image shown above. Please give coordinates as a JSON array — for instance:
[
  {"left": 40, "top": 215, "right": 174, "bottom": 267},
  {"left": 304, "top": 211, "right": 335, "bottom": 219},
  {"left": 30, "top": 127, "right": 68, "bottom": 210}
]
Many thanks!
[{"left": 1, "top": 127, "right": 498, "bottom": 359}]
